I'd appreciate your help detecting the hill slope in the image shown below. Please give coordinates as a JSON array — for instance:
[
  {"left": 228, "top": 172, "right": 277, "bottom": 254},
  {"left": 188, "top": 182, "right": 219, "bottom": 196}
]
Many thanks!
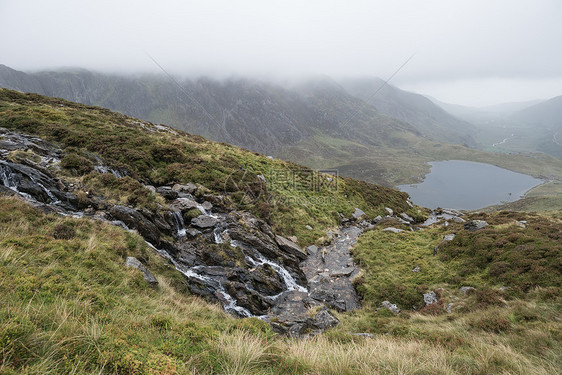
[
  {"left": 0, "top": 90, "right": 560, "bottom": 374},
  {"left": 340, "top": 77, "right": 477, "bottom": 146}
]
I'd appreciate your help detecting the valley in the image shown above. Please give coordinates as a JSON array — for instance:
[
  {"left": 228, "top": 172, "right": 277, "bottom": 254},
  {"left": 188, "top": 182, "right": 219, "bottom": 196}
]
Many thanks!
[{"left": 0, "top": 89, "right": 560, "bottom": 374}]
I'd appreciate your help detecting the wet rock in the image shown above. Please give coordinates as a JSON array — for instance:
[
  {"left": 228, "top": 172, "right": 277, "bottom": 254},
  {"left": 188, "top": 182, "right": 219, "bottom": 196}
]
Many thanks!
[
  {"left": 172, "top": 197, "right": 199, "bottom": 212},
  {"left": 306, "top": 245, "right": 318, "bottom": 256},
  {"left": 185, "top": 228, "right": 202, "bottom": 238},
  {"left": 156, "top": 186, "right": 179, "bottom": 200},
  {"left": 330, "top": 267, "right": 355, "bottom": 278},
  {"left": 156, "top": 186, "right": 178, "bottom": 200},
  {"left": 109, "top": 205, "right": 161, "bottom": 245},
  {"left": 172, "top": 183, "right": 197, "bottom": 194},
  {"left": 423, "top": 291, "right": 438, "bottom": 306},
  {"left": 352, "top": 208, "right": 366, "bottom": 220},
  {"left": 191, "top": 214, "right": 220, "bottom": 228},
  {"left": 201, "top": 201, "right": 213, "bottom": 211},
  {"left": 249, "top": 264, "right": 285, "bottom": 295},
  {"left": 381, "top": 301, "right": 400, "bottom": 314},
  {"left": 275, "top": 235, "right": 307, "bottom": 260},
  {"left": 125, "top": 256, "right": 158, "bottom": 287},
  {"left": 464, "top": 220, "right": 488, "bottom": 231},
  {"left": 400, "top": 213, "right": 414, "bottom": 222},
  {"left": 382, "top": 227, "right": 404, "bottom": 233}
]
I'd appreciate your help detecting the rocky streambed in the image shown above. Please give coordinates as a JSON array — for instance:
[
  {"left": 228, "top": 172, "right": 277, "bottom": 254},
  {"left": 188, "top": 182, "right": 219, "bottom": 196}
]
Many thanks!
[{"left": 0, "top": 127, "right": 371, "bottom": 336}]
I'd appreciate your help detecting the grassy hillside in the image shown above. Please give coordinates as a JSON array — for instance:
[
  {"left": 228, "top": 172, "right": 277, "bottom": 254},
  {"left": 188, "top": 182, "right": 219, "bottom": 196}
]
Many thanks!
[
  {"left": 1, "top": 197, "right": 561, "bottom": 374},
  {"left": 1, "top": 89, "right": 561, "bottom": 374},
  {"left": 0, "top": 88, "right": 418, "bottom": 245}
]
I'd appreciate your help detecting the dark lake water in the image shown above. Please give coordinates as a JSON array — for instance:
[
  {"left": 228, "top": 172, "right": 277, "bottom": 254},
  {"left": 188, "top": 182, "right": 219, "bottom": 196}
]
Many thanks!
[{"left": 398, "top": 160, "right": 543, "bottom": 210}]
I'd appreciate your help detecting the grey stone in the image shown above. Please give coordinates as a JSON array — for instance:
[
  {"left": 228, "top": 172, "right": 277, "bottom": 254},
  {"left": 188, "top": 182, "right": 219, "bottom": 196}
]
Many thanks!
[
  {"left": 172, "top": 183, "right": 197, "bottom": 194},
  {"left": 400, "top": 213, "right": 414, "bottom": 222},
  {"left": 385, "top": 207, "right": 394, "bottom": 216},
  {"left": 381, "top": 301, "right": 400, "bottom": 314},
  {"left": 423, "top": 291, "right": 438, "bottom": 306},
  {"left": 288, "top": 235, "right": 298, "bottom": 243},
  {"left": 412, "top": 265, "right": 421, "bottom": 273},
  {"left": 330, "top": 267, "right": 355, "bottom": 278},
  {"left": 516, "top": 221, "right": 526, "bottom": 228},
  {"left": 459, "top": 286, "right": 475, "bottom": 294},
  {"left": 156, "top": 186, "right": 178, "bottom": 200},
  {"left": 352, "top": 208, "right": 366, "bottom": 220},
  {"left": 382, "top": 227, "right": 404, "bottom": 233},
  {"left": 443, "top": 234, "right": 456, "bottom": 242},
  {"left": 450, "top": 216, "right": 466, "bottom": 223},
  {"left": 126, "top": 256, "right": 158, "bottom": 287},
  {"left": 464, "top": 220, "right": 488, "bottom": 231},
  {"left": 201, "top": 201, "right": 213, "bottom": 211},
  {"left": 373, "top": 215, "right": 383, "bottom": 223},
  {"left": 306, "top": 245, "right": 319, "bottom": 256},
  {"left": 305, "top": 225, "right": 313, "bottom": 230},
  {"left": 172, "top": 197, "right": 199, "bottom": 212},
  {"left": 275, "top": 235, "right": 307, "bottom": 260},
  {"left": 191, "top": 214, "right": 220, "bottom": 228}
]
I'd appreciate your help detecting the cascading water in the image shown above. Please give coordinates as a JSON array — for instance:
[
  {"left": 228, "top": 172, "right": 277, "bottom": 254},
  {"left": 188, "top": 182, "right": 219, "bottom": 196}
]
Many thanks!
[
  {"left": 172, "top": 211, "right": 186, "bottom": 237},
  {"left": 230, "top": 239, "right": 308, "bottom": 294}
]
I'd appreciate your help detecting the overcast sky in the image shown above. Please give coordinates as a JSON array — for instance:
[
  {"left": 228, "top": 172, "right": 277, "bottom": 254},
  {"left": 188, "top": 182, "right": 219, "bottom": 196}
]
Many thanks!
[{"left": 1, "top": 0, "right": 561, "bottom": 106}]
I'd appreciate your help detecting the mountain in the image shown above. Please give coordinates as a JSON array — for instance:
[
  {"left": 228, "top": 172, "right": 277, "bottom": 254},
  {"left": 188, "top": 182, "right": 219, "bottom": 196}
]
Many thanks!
[
  {"left": 512, "top": 95, "right": 562, "bottom": 129},
  {"left": 0, "top": 89, "right": 560, "bottom": 374},
  {"left": 0, "top": 65, "right": 419, "bottom": 156},
  {"left": 429, "top": 96, "right": 544, "bottom": 124},
  {"left": 2, "top": 65, "right": 561, "bottom": 187},
  {"left": 340, "top": 77, "right": 477, "bottom": 146}
]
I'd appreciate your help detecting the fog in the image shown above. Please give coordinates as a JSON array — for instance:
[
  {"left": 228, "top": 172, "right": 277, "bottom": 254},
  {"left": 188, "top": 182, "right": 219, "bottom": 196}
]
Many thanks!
[{"left": 1, "top": 0, "right": 561, "bottom": 106}]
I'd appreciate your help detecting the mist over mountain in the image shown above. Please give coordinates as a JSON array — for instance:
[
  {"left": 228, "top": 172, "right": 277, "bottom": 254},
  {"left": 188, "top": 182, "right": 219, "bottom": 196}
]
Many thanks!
[
  {"left": 340, "top": 78, "right": 477, "bottom": 146},
  {"left": 0, "top": 64, "right": 425, "bottom": 154}
]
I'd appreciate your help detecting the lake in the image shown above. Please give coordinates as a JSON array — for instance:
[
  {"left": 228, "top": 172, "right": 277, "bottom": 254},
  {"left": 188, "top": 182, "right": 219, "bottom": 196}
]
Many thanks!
[{"left": 398, "top": 160, "right": 543, "bottom": 210}]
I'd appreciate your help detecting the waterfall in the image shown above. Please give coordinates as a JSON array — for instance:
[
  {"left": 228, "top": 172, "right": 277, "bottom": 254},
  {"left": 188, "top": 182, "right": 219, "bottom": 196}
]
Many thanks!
[
  {"left": 172, "top": 210, "right": 186, "bottom": 237},
  {"left": 230, "top": 240, "right": 308, "bottom": 294},
  {"left": 144, "top": 241, "right": 252, "bottom": 317}
]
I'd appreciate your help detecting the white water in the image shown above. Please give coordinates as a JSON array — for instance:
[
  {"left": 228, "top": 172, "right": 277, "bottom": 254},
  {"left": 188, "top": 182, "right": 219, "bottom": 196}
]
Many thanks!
[
  {"left": 145, "top": 241, "right": 252, "bottom": 317},
  {"left": 172, "top": 211, "right": 186, "bottom": 237},
  {"left": 230, "top": 239, "right": 308, "bottom": 293}
]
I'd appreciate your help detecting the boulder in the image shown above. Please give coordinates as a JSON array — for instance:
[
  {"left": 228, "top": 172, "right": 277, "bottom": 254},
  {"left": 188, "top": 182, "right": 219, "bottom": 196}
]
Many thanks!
[
  {"left": 125, "top": 257, "right": 158, "bottom": 287},
  {"left": 443, "top": 233, "right": 456, "bottom": 242},
  {"left": 172, "top": 197, "right": 199, "bottom": 212},
  {"left": 381, "top": 301, "right": 400, "bottom": 314},
  {"left": 275, "top": 235, "right": 307, "bottom": 260},
  {"left": 191, "top": 214, "right": 220, "bottom": 229},
  {"left": 306, "top": 245, "right": 319, "bottom": 256},
  {"left": 352, "top": 208, "right": 366, "bottom": 220},
  {"left": 172, "top": 183, "right": 197, "bottom": 194},
  {"left": 459, "top": 286, "right": 475, "bottom": 294},
  {"left": 423, "top": 291, "right": 438, "bottom": 306},
  {"left": 156, "top": 186, "right": 178, "bottom": 200},
  {"left": 400, "top": 213, "right": 414, "bottom": 222},
  {"left": 464, "top": 220, "right": 488, "bottom": 231},
  {"left": 109, "top": 205, "right": 160, "bottom": 245},
  {"left": 382, "top": 227, "right": 404, "bottom": 233}
]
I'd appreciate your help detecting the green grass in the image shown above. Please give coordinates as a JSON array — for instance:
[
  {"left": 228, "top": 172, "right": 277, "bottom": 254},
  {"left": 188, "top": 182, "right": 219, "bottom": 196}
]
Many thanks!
[
  {"left": 1, "top": 196, "right": 560, "bottom": 374},
  {"left": 351, "top": 211, "right": 562, "bottom": 311},
  {"left": 0, "top": 88, "right": 418, "bottom": 246}
]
